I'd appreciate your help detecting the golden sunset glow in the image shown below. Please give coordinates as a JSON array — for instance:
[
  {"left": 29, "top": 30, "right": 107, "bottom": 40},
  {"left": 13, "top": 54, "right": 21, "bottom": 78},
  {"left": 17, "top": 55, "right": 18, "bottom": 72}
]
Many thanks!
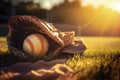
[
  {"left": 81, "top": 0, "right": 120, "bottom": 36},
  {"left": 31, "top": 0, "right": 120, "bottom": 36},
  {"left": 82, "top": 0, "right": 120, "bottom": 12},
  {"left": 112, "top": 3, "right": 120, "bottom": 12},
  {"left": 33, "top": 0, "right": 120, "bottom": 12}
]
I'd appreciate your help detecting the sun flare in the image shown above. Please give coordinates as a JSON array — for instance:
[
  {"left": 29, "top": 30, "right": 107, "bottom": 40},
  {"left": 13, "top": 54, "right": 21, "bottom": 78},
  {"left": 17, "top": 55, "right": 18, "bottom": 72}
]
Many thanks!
[{"left": 112, "top": 3, "right": 120, "bottom": 12}]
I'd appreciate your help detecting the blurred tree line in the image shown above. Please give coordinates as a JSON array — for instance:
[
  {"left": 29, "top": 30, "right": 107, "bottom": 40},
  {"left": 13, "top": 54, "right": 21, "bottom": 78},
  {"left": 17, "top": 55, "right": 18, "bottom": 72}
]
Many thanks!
[
  {"left": 0, "top": 0, "right": 47, "bottom": 19},
  {"left": 0, "top": 0, "right": 120, "bottom": 36}
]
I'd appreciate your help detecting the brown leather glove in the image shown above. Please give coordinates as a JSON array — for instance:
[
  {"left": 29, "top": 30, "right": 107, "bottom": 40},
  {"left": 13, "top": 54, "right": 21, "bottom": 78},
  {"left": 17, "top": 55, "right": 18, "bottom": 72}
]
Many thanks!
[{"left": 7, "top": 15, "right": 77, "bottom": 61}]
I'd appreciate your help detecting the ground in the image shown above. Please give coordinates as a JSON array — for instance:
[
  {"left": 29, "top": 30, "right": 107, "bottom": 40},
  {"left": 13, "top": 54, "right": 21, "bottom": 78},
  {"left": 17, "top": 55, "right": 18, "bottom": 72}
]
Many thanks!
[{"left": 0, "top": 37, "right": 120, "bottom": 80}]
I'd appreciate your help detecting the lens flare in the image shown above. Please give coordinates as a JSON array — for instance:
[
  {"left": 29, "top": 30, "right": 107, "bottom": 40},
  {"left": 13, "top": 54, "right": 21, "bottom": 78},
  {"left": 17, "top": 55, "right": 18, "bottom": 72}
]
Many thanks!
[{"left": 112, "top": 3, "right": 120, "bottom": 12}]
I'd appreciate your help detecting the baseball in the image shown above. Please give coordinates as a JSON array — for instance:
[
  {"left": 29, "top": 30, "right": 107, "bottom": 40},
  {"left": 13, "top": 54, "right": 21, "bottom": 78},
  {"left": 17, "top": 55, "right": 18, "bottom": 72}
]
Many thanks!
[{"left": 23, "top": 34, "right": 49, "bottom": 56}]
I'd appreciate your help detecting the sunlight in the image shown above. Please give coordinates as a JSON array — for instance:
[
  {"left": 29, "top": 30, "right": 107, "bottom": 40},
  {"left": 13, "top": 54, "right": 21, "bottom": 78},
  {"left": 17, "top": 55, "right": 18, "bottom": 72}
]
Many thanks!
[
  {"left": 82, "top": 0, "right": 120, "bottom": 11},
  {"left": 112, "top": 3, "right": 120, "bottom": 12}
]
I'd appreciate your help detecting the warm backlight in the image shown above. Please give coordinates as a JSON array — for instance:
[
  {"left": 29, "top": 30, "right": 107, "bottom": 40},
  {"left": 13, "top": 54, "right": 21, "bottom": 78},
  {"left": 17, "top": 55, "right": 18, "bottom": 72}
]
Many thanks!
[{"left": 112, "top": 3, "right": 120, "bottom": 12}]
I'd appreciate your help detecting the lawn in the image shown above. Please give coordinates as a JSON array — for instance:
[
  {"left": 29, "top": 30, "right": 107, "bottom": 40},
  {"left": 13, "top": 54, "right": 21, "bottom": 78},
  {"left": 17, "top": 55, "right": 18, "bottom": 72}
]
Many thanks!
[
  {"left": 67, "top": 37, "right": 120, "bottom": 80},
  {"left": 0, "top": 37, "right": 120, "bottom": 80}
]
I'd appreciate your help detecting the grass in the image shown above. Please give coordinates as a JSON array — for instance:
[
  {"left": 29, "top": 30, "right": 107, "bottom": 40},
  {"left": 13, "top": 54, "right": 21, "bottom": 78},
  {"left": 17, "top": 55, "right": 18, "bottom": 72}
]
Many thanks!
[
  {"left": 0, "top": 37, "right": 8, "bottom": 54},
  {"left": 0, "top": 37, "right": 120, "bottom": 80},
  {"left": 66, "top": 37, "right": 120, "bottom": 80}
]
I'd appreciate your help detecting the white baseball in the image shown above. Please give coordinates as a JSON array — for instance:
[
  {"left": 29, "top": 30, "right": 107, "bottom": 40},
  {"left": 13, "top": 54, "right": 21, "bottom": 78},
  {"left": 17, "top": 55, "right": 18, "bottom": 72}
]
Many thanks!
[{"left": 23, "top": 34, "right": 49, "bottom": 56}]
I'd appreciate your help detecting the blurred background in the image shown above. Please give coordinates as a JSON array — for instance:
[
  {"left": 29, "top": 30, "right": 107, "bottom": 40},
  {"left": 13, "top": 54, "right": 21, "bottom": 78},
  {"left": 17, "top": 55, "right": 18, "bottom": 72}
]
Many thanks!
[{"left": 0, "top": 0, "right": 120, "bottom": 36}]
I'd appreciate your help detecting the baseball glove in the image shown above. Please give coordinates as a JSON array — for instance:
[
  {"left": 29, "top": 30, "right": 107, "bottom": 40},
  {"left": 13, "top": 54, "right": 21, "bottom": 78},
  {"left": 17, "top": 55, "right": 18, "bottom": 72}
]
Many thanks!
[{"left": 7, "top": 15, "right": 86, "bottom": 61}]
